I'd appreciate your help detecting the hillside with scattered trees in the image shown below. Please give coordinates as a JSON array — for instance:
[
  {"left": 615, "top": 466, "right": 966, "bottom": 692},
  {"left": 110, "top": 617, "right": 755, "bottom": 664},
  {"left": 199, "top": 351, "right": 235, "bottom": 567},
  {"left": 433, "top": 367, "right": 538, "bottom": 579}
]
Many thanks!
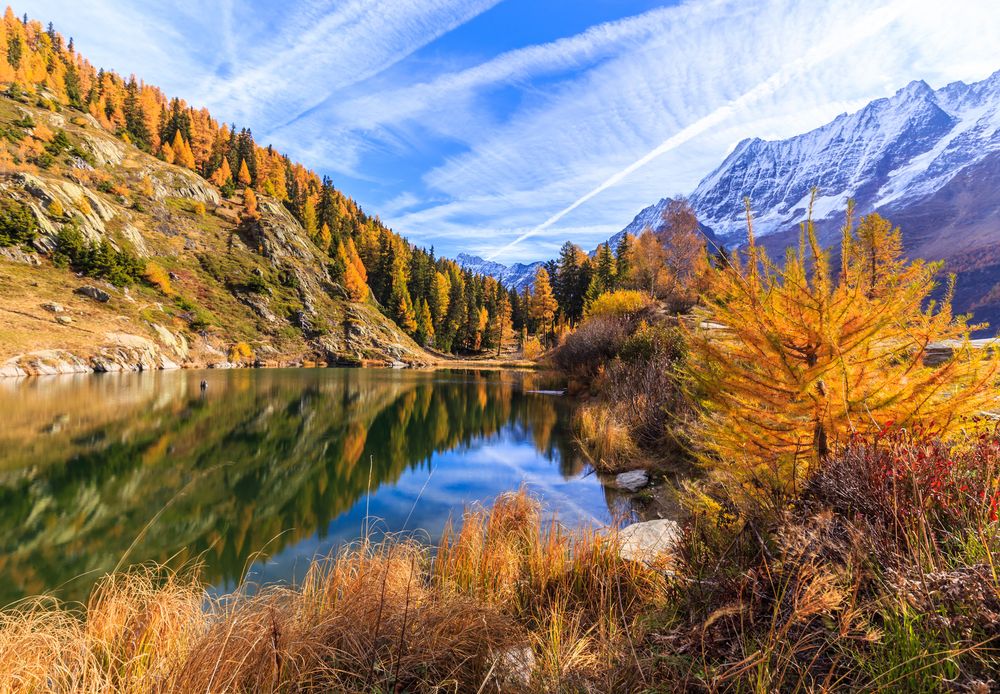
[{"left": 0, "top": 8, "right": 526, "bottom": 373}]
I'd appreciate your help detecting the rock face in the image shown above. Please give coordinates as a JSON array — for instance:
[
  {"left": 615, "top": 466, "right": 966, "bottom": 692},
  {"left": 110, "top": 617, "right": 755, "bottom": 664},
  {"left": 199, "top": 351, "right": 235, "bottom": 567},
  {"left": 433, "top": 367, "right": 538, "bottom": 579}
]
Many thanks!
[
  {"left": 612, "top": 469, "right": 650, "bottom": 492},
  {"left": 74, "top": 286, "right": 111, "bottom": 303},
  {"left": 617, "top": 519, "right": 681, "bottom": 563}
]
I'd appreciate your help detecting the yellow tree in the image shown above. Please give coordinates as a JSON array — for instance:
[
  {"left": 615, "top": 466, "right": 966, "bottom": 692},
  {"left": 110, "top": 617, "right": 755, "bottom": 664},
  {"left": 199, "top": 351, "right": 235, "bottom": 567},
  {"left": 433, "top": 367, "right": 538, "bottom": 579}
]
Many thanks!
[
  {"left": 335, "top": 241, "right": 368, "bottom": 301},
  {"left": 172, "top": 130, "right": 196, "bottom": 170},
  {"left": 346, "top": 237, "right": 367, "bottom": 285},
  {"left": 210, "top": 158, "right": 232, "bottom": 187},
  {"left": 529, "top": 267, "right": 558, "bottom": 342},
  {"left": 315, "top": 222, "right": 332, "bottom": 252},
  {"left": 626, "top": 229, "right": 668, "bottom": 297},
  {"left": 242, "top": 187, "right": 259, "bottom": 220},
  {"left": 686, "top": 196, "right": 1000, "bottom": 491},
  {"left": 237, "top": 159, "right": 252, "bottom": 187}
]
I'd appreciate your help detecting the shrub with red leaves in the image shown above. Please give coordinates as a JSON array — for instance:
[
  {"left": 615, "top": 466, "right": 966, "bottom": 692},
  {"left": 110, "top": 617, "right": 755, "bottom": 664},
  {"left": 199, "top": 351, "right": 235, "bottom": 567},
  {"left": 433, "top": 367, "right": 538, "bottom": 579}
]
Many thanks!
[{"left": 808, "top": 426, "right": 1000, "bottom": 531}]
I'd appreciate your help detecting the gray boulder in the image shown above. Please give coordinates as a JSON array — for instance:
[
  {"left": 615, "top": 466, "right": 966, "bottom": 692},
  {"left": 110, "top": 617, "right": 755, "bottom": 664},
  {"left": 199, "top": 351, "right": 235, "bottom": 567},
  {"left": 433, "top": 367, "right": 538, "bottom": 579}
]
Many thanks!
[{"left": 74, "top": 286, "right": 110, "bottom": 303}]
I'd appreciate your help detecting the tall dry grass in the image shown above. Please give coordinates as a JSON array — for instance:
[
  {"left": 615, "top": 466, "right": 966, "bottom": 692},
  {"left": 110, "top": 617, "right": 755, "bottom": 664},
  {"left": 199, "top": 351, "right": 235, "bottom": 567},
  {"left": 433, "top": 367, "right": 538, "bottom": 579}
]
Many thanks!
[{"left": 0, "top": 491, "right": 668, "bottom": 693}]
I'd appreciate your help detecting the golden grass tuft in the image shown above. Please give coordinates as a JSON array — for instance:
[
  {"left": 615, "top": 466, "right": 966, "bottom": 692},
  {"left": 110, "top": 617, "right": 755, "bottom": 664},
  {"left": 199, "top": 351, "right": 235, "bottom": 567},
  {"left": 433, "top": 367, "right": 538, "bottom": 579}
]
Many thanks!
[
  {"left": 0, "top": 490, "right": 668, "bottom": 693},
  {"left": 573, "top": 403, "right": 638, "bottom": 473}
]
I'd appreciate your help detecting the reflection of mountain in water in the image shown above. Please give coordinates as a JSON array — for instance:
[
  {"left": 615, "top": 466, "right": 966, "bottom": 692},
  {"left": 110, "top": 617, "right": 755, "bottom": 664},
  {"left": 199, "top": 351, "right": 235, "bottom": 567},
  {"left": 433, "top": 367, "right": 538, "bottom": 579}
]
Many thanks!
[{"left": 0, "top": 369, "right": 584, "bottom": 603}]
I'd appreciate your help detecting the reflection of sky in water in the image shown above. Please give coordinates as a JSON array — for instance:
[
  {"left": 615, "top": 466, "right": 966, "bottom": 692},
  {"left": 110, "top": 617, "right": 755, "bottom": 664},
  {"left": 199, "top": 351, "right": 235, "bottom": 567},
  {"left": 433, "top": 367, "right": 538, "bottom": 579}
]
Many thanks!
[
  {"left": 1, "top": 368, "right": 633, "bottom": 602},
  {"left": 240, "top": 426, "right": 618, "bottom": 589}
]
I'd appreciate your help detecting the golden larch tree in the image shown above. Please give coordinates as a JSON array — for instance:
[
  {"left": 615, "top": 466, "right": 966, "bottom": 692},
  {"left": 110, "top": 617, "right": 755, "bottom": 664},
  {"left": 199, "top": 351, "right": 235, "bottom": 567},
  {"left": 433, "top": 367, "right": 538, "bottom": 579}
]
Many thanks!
[
  {"left": 242, "top": 187, "right": 259, "bottom": 220},
  {"left": 529, "top": 267, "right": 558, "bottom": 339},
  {"left": 210, "top": 158, "right": 232, "bottom": 188},
  {"left": 687, "top": 196, "right": 1000, "bottom": 490},
  {"left": 237, "top": 159, "right": 252, "bottom": 187}
]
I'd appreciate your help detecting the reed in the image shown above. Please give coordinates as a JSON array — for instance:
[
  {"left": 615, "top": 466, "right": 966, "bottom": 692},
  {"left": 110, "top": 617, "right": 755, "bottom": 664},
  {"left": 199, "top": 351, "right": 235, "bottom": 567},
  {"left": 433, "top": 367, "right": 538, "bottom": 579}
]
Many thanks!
[{"left": 0, "top": 490, "right": 667, "bottom": 693}]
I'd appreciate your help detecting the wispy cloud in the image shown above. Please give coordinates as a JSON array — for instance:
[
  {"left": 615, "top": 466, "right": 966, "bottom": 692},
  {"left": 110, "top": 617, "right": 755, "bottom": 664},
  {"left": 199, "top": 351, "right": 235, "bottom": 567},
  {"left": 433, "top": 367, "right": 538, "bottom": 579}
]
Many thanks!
[
  {"left": 484, "top": 0, "right": 912, "bottom": 259},
  {"left": 194, "top": 0, "right": 503, "bottom": 134},
  {"left": 376, "top": 0, "right": 1000, "bottom": 262},
  {"left": 26, "top": 0, "right": 1000, "bottom": 263}
]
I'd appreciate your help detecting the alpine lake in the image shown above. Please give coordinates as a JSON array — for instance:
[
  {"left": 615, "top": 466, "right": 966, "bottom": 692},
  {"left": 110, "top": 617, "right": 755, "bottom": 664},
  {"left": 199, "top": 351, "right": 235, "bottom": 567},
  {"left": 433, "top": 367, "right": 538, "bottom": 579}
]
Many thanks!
[{"left": 0, "top": 368, "right": 645, "bottom": 603}]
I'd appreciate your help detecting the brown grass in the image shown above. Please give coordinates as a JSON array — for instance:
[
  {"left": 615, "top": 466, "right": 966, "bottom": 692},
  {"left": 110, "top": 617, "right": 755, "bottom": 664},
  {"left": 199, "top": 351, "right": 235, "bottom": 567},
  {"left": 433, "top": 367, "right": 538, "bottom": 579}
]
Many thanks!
[
  {"left": 0, "top": 491, "right": 668, "bottom": 693},
  {"left": 573, "top": 403, "right": 637, "bottom": 473}
]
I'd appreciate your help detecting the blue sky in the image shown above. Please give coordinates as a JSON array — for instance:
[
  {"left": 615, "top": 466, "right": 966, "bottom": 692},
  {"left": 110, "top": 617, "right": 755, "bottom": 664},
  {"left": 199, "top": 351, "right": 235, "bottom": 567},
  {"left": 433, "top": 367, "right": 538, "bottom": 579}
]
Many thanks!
[{"left": 24, "top": 0, "right": 1000, "bottom": 262}]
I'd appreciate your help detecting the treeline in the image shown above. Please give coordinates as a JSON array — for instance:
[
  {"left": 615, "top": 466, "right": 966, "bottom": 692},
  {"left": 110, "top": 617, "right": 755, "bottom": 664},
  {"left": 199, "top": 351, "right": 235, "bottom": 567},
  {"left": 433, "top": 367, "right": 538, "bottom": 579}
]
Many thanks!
[
  {"left": 517, "top": 198, "right": 711, "bottom": 343},
  {"left": 0, "top": 9, "right": 519, "bottom": 354}
]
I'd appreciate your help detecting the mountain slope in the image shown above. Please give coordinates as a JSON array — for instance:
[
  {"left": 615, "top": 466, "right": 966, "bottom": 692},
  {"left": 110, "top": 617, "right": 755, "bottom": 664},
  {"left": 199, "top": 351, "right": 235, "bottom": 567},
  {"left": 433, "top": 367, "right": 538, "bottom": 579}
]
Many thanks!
[
  {"left": 455, "top": 253, "right": 542, "bottom": 291},
  {"left": 0, "top": 96, "right": 430, "bottom": 375},
  {"left": 691, "top": 70, "right": 1000, "bottom": 241}
]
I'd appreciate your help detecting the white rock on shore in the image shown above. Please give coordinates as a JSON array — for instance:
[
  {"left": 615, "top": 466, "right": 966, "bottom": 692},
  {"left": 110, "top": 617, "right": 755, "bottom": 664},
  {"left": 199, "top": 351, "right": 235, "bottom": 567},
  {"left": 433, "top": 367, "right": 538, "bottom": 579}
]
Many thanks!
[
  {"left": 618, "top": 519, "right": 681, "bottom": 563},
  {"left": 613, "top": 469, "right": 650, "bottom": 492}
]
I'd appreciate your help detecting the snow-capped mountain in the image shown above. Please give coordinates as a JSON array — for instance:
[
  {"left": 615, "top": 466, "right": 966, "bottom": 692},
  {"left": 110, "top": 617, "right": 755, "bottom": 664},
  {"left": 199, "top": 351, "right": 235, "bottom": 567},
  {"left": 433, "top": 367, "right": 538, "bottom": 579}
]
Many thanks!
[
  {"left": 455, "top": 253, "right": 542, "bottom": 291},
  {"left": 691, "top": 69, "right": 1000, "bottom": 241}
]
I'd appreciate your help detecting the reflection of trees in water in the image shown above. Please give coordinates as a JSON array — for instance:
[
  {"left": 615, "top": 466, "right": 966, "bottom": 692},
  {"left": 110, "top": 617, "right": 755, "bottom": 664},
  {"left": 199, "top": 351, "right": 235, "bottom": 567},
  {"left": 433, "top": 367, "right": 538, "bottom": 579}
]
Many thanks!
[{"left": 0, "top": 370, "right": 573, "bottom": 603}]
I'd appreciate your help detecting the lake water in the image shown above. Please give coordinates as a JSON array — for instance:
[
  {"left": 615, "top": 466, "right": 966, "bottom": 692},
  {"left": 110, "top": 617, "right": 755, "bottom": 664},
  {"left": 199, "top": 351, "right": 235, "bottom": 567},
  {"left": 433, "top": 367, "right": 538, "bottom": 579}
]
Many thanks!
[{"left": 0, "top": 368, "right": 631, "bottom": 603}]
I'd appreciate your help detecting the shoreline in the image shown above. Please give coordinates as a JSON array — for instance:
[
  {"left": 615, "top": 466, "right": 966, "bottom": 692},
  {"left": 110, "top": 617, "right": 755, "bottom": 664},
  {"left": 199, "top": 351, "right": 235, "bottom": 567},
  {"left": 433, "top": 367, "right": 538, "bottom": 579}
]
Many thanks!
[{"left": 0, "top": 347, "right": 540, "bottom": 378}]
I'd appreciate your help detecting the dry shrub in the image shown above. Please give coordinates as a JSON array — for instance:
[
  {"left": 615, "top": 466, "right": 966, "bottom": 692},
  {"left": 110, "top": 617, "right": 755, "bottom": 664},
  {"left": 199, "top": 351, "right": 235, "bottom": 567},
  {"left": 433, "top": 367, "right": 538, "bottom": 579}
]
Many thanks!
[
  {"left": 550, "top": 315, "right": 631, "bottom": 381},
  {"left": 75, "top": 194, "right": 92, "bottom": 216},
  {"left": 32, "top": 123, "right": 55, "bottom": 142},
  {"left": 597, "top": 322, "right": 689, "bottom": 452},
  {"left": 0, "top": 491, "right": 668, "bottom": 693},
  {"left": 228, "top": 341, "right": 254, "bottom": 364},
  {"left": 521, "top": 335, "right": 544, "bottom": 360},
  {"left": 137, "top": 176, "right": 155, "bottom": 198},
  {"left": 143, "top": 262, "right": 173, "bottom": 295},
  {"left": 653, "top": 431, "right": 1000, "bottom": 691},
  {"left": 193, "top": 201, "right": 206, "bottom": 217}
]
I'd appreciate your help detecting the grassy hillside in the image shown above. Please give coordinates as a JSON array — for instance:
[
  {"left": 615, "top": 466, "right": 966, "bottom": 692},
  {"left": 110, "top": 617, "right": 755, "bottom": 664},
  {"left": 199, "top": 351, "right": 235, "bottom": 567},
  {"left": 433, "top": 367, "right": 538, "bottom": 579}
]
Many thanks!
[{"left": 0, "top": 95, "right": 431, "bottom": 374}]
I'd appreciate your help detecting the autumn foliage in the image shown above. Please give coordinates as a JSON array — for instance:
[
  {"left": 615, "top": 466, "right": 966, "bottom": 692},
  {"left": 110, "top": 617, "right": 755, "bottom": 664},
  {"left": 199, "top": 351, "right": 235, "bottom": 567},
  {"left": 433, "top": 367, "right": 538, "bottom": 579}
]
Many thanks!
[{"left": 687, "top": 197, "right": 1000, "bottom": 489}]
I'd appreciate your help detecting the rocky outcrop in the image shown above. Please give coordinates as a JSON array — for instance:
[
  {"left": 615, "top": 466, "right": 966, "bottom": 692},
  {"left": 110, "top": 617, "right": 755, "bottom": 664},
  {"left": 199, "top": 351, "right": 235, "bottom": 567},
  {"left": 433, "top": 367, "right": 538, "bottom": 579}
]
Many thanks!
[
  {"left": 2, "top": 332, "right": 184, "bottom": 377},
  {"left": 0, "top": 94, "right": 435, "bottom": 377}
]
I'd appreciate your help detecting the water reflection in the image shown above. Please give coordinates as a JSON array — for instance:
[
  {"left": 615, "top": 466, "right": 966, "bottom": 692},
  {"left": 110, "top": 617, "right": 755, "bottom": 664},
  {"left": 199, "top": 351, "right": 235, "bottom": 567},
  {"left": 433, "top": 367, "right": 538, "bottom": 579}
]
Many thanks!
[{"left": 0, "top": 369, "right": 625, "bottom": 603}]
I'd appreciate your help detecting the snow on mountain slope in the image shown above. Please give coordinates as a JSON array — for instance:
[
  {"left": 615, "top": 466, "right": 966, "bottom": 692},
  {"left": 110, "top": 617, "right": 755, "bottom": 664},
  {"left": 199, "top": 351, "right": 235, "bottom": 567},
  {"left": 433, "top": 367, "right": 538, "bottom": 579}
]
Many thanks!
[
  {"left": 691, "top": 70, "right": 1000, "bottom": 241},
  {"left": 455, "top": 253, "right": 542, "bottom": 290}
]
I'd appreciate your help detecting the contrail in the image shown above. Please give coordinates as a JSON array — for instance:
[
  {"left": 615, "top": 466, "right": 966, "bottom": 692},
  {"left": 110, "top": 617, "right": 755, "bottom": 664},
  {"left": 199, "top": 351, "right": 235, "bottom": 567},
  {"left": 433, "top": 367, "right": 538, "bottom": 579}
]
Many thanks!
[{"left": 485, "top": 0, "right": 909, "bottom": 262}]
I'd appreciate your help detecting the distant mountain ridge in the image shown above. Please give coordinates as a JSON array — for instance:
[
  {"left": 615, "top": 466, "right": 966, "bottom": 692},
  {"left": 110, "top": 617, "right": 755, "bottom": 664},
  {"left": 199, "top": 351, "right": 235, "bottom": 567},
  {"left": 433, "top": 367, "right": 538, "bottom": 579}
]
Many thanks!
[
  {"left": 691, "top": 70, "right": 1000, "bottom": 240},
  {"left": 454, "top": 253, "right": 543, "bottom": 291}
]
